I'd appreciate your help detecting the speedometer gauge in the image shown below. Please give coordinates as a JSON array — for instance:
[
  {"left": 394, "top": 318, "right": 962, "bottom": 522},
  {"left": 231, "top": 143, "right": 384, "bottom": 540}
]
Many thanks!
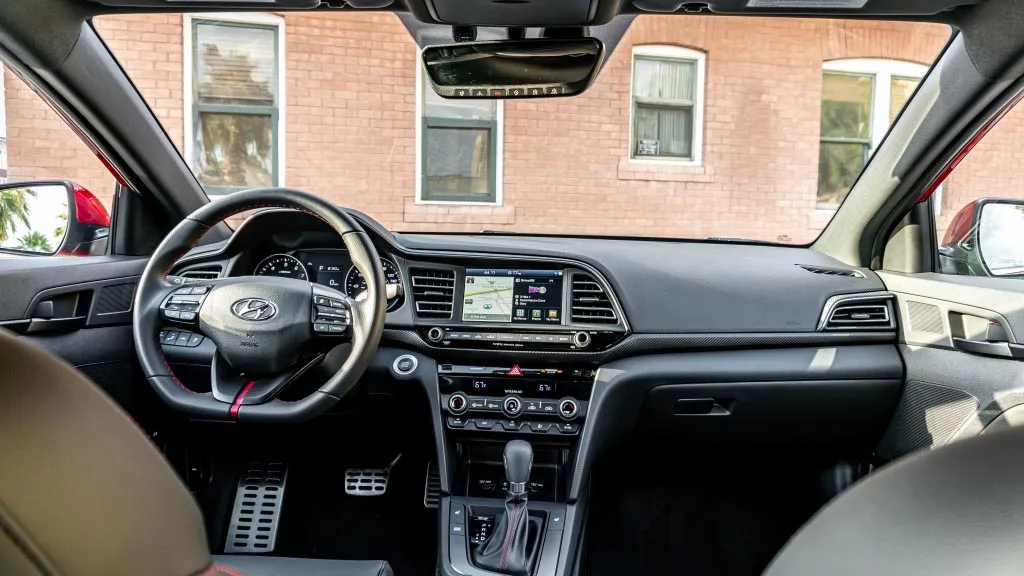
[
  {"left": 254, "top": 254, "right": 309, "bottom": 281},
  {"left": 345, "top": 259, "right": 402, "bottom": 310}
]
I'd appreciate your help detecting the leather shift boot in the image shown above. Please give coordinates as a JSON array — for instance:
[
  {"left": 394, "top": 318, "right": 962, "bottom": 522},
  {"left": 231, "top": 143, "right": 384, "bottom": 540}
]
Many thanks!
[{"left": 471, "top": 492, "right": 541, "bottom": 576}]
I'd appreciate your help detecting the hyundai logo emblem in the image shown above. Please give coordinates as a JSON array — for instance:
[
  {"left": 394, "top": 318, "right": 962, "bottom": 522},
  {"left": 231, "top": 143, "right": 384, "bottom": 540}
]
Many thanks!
[{"left": 231, "top": 298, "right": 278, "bottom": 321}]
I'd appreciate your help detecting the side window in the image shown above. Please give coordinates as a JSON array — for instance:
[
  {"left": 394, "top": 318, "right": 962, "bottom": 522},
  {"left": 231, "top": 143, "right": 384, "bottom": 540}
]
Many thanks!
[
  {"left": 936, "top": 99, "right": 1024, "bottom": 278},
  {"left": 817, "top": 59, "right": 926, "bottom": 207},
  {"left": 630, "top": 45, "right": 705, "bottom": 164},
  {"left": 186, "top": 15, "right": 283, "bottom": 194},
  {"left": 0, "top": 65, "right": 113, "bottom": 256},
  {"left": 417, "top": 66, "right": 502, "bottom": 204}
]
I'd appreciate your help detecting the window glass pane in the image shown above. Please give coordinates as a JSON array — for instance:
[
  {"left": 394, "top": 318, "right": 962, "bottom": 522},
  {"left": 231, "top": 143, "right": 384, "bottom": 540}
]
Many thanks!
[
  {"left": 195, "top": 112, "right": 274, "bottom": 188},
  {"left": 821, "top": 73, "right": 873, "bottom": 140},
  {"left": 635, "top": 105, "right": 693, "bottom": 158},
  {"left": 424, "top": 127, "right": 492, "bottom": 200},
  {"left": 890, "top": 76, "right": 920, "bottom": 124},
  {"left": 195, "top": 22, "right": 277, "bottom": 106},
  {"left": 634, "top": 57, "right": 696, "bottom": 101},
  {"left": 817, "top": 142, "right": 868, "bottom": 205},
  {"left": 424, "top": 85, "right": 495, "bottom": 120}
]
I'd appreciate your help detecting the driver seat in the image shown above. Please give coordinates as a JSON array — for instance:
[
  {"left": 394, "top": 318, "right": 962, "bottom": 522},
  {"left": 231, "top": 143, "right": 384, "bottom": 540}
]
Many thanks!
[{"left": 0, "top": 328, "right": 394, "bottom": 576}]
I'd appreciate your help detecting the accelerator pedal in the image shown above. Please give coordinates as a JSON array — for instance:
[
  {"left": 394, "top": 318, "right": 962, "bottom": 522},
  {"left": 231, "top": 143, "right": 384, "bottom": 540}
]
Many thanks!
[
  {"left": 345, "top": 453, "right": 401, "bottom": 497},
  {"left": 224, "top": 462, "right": 288, "bottom": 554},
  {"left": 424, "top": 461, "right": 441, "bottom": 508}
]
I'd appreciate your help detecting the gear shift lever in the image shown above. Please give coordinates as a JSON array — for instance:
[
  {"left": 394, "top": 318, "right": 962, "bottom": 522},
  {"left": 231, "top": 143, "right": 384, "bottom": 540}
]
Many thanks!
[{"left": 472, "top": 440, "right": 538, "bottom": 576}]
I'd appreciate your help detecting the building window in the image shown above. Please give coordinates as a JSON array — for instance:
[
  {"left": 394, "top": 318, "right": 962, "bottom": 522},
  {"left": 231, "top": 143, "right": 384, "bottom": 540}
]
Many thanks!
[
  {"left": 186, "top": 15, "right": 283, "bottom": 194},
  {"left": 817, "top": 59, "right": 928, "bottom": 207},
  {"left": 417, "top": 67, "right": 501, "bottom": 204},
  {"left": 630, "top": 46, "right": 705, "bottom": 164}
]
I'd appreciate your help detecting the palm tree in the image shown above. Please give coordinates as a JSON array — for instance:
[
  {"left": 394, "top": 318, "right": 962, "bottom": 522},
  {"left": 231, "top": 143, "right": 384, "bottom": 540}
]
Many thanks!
[
  {"left": 16, "top": 230, "right": 52, "bottom": 253},
  {"left": 0, "top": 187, "right": 36, "bottom": 243}
]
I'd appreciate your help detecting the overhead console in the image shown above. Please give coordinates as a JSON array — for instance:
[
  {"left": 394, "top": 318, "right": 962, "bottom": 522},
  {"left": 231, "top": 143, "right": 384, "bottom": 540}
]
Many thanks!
[{"left": 405, "top": 263, "right": 629, "bottom": 353}]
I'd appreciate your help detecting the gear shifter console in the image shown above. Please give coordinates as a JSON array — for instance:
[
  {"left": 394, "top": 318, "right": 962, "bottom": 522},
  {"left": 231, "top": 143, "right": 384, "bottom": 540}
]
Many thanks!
[{"left": 471, "top": 441, "right": 544, "bottom": 576}]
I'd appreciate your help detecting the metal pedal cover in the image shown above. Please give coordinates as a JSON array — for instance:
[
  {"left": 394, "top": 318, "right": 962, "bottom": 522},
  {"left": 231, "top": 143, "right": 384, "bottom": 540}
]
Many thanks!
[
  {"left": 424, "top": 461, "right": 440, "bottom": 508},
  {"left": 345, "top": 453, "right": 400, "bottom": 497},
  {"left": 224, "top": 462, "right": 287, "bottom": 554},
  {"left": 345, "top": 469, "right": 389, "bottom": 496}
]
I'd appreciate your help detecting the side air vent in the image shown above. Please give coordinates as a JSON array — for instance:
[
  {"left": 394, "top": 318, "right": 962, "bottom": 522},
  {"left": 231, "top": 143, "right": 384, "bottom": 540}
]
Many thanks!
[
  {"left": 823, "top": 297, "right": 895, "bottom": 330},
  {"left": 571, "top": 273, "right": 617, "bottom": 324},
  {"left": 178, "top": 265, "right": 222, "bottom": 280},
  {"left": 410, "top": 268, "right": 455, "bottom": 319},
  {"left": 798, "top": 264, "right": 865, "bottom": 278}
]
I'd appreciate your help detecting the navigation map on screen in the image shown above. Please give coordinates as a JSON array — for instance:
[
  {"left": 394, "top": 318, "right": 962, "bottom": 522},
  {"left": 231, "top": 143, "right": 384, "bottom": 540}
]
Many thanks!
[{"left": 462, "top": 269, "right": 564, "bottom": 323}]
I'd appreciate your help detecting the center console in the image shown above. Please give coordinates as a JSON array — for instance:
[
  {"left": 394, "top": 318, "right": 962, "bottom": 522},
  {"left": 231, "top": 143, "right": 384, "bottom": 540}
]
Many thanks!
[{"left": 435, "top": 362, "right": 594, "bottom": 576}]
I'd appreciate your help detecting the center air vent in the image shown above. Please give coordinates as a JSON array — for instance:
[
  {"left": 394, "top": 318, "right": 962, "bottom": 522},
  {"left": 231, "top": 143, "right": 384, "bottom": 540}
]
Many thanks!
[
  {"left": 178, "top": 265, "right": 222, "bottom": 280},
  {"left": 822, "top": 296, "right": 895, "bottom": 331},
  {"left": 571, "top": 273, "right": 617, "bottom": 324},
  {"left": 410, "top": 268, "right": 455, "bottom": 319}
]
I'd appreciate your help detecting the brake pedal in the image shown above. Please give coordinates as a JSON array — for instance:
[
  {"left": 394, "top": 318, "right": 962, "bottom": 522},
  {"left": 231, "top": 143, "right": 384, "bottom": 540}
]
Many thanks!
[
  {"left": 424, "top": 461, "right": 440, "bottom": 508},
  {"left": 345, "top": 453, "right": 401, "bottom": 497},
  {"left": 224, "top": 462, "right": 288, "bottom": 554}
]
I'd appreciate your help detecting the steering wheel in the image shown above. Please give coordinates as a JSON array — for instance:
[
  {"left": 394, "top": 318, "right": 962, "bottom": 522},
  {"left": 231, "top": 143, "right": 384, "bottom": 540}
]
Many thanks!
[{"left": 132, "top": 189, "right": 386, "bottom": 423}]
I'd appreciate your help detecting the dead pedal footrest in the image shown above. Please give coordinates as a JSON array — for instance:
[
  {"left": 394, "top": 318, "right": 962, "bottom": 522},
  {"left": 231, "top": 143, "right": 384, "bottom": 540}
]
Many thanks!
[{"left": 224, "top": 462, "right": 288, "bottom": 554}]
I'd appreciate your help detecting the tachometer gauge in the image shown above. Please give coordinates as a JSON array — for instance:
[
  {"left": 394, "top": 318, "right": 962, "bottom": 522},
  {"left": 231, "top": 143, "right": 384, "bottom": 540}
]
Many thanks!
[
  {"left": 254, "top": 254, "right": 309, "bottom": 281},
  {"left": 345, "top": 259, "right": 403, "bottom": 310}
]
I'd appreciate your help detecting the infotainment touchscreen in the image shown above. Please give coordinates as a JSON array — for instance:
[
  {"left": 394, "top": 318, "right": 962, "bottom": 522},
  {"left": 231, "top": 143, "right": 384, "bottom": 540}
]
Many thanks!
[{"left": 462, "top": 269, "right": 564, "bottom": 323}]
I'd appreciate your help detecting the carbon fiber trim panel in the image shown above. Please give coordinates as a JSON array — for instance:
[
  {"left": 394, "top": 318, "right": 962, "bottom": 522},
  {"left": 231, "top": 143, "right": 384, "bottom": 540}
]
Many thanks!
[{"left": 383, "top": 328, "right": 897, "bottom": 363}]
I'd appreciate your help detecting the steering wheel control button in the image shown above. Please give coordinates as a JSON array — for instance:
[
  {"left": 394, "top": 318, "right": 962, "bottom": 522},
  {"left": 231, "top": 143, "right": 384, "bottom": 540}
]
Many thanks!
[
  {"left": 179, "top": 312, "right": 196, "bottom": 321},
  {"left": 186, "top": 333, "right": 203, "bottom": 347},
  {"left": 539, "top": 401, "right": 558, "bottom": 414},
  {"left": 164, "top": 310, "right": 181, "bottom": 320},
  {"left": 557, "top": 422, "right": 580, "bottom": 434},
  {"left": 502, "top": 419, "right": 524, "bottom": 431},
  {"left": 530, "top": 421, "right": 552, "bottom": 433},
  {"left": 448, "top": 393, "right": 469, "bottom": 415},
  {"left": 313, "top": 323, "right": 330, "bottom": 333},
  {"left": 174, "top": 333, "right": 190, "bottom": 347},
  {"left": 329, "top": 298, "right": 345, "bottom": 308},
  {"left": 315, "top": 296, "right": 331, "bottom": 306},
  {"left": 447, "top": 416, "right": 468, "bottom": 428},
  {"left": 392, "top": 355, "right": 418, "bottom": 376},
  {"left": 485, "top": 398, "right": 503, "bottom": 411},
  {"left": 502, "top": 395, "right": 523, "bottom": 417},
  {"left": 161, "top": 331, "right": 179, "bottom": 344},
  {"left": 558, "top": 398, "right": 579, "bottom": 420},
  {"left": 427, "top": 327, "right": 444, "bottom": 343},
  {"left": 474, "top": 419, "right": 496, "bottom": 430}
]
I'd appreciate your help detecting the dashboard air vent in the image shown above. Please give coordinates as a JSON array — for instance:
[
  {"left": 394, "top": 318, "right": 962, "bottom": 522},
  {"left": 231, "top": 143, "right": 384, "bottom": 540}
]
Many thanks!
[
  {"left": 824, "top": 298, "right": 895, "bottom": 330},
  {"left": 410, "top": 268, "right": 455, "bottom": 319},
  {"left": 798, "top": 264, "right": 865, "bottom": 278},
  {"left": 178, "top": 265, "right": 222, "bottom": 280},
  {"left": 571, "top": 273, "right": 617, "bottom": 324}
]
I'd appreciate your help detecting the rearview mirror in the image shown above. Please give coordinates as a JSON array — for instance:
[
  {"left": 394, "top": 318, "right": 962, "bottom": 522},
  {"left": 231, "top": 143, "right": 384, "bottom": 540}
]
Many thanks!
[
  {"left": 0, "top": 180, "right": 110, "bottom": 257},
  {"left": 940, "top": 198, "right": 1024, "bottom": 276},
  {"left": 421, "top": 38, "right": 604, "bottom": 99}
]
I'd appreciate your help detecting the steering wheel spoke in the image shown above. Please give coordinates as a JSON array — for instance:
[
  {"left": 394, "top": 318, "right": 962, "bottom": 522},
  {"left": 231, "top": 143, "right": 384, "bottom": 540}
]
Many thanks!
[{"left": 211, "top": 351, "right": 325, "bottom": 411}]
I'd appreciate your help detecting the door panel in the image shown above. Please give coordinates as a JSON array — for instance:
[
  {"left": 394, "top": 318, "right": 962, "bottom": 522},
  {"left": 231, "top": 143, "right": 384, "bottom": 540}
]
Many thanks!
[
  {"left": 0, "top": 255, "right": 149, "bottom": 413},
  {"left": 876, "top": 271, "right": 1024, "bottom": 459}
]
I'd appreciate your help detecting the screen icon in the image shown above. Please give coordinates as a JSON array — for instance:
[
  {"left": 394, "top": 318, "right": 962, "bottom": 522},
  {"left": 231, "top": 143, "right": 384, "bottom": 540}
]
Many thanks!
[
  {"left": 548, "top": 309, "right": 558, "bottom": 319},
  {"left": 516, "top": 309, "right": 526, "bottom": 318},
  {"left": 531, "top": 310, "right": 542, "bottom": 319}
]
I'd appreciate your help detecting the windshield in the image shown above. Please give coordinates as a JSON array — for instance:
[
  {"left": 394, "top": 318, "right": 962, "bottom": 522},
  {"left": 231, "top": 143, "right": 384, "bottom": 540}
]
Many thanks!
[{"left": 90, "top": 13, "right": 949, "bottom": 243}]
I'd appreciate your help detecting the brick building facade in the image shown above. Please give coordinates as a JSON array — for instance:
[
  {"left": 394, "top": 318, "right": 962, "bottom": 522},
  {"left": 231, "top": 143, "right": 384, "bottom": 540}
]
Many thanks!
[{"left": 3, "top": 14, "right": 1015, "bottom": 243}]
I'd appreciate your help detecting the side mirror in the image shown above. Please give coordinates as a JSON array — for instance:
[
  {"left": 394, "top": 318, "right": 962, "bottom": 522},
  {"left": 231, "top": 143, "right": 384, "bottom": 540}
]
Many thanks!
[
  {"left": 940, "top": 198, "right": 1024, "bottom": 276},
  {"left": 0, "top": 180, "right": 109, "bottom": 257}
]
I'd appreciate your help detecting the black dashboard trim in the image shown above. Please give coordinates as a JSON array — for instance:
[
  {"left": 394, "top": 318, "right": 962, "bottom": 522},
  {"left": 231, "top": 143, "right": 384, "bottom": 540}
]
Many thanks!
[{"left": 382, "top": 327, "right": 898, "bottom": 363}]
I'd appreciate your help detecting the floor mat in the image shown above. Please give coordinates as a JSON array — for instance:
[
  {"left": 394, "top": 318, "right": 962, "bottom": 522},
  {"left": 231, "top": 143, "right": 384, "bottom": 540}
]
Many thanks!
[{"left": 584, "top": 458, "right": 825, "bottom": 576}]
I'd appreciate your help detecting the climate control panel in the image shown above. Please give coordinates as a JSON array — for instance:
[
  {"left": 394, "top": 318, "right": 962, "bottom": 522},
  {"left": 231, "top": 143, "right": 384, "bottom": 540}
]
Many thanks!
[{"left": 438, "top": 364, "right": 594, "bottom": 437}]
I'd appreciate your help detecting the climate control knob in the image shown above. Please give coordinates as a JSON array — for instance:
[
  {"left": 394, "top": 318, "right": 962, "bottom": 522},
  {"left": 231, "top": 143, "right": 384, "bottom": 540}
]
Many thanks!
[
  {"left": 558, "top": 398, "right": 580, "bottom": 420},
  {"left": 448, "top": 393, "right": 469, "bottom": 415},
  {"left": 502, "top": 395, "right": 523, "bottom": 418}
]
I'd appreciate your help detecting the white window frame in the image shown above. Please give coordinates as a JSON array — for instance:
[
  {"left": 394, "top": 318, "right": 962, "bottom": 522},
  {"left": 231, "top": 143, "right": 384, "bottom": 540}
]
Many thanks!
[
  {"left": 414, "top": 62, "right": 504, "bottom": 206},
  {"left": 183, "top": 12, "right": 287, "bottom": 194},
  {"left": 819, "top": 58, "right": 930, "bottom": 209},
  {"left": 628, "top": 45, "right": 706, "bottom": 167}
]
